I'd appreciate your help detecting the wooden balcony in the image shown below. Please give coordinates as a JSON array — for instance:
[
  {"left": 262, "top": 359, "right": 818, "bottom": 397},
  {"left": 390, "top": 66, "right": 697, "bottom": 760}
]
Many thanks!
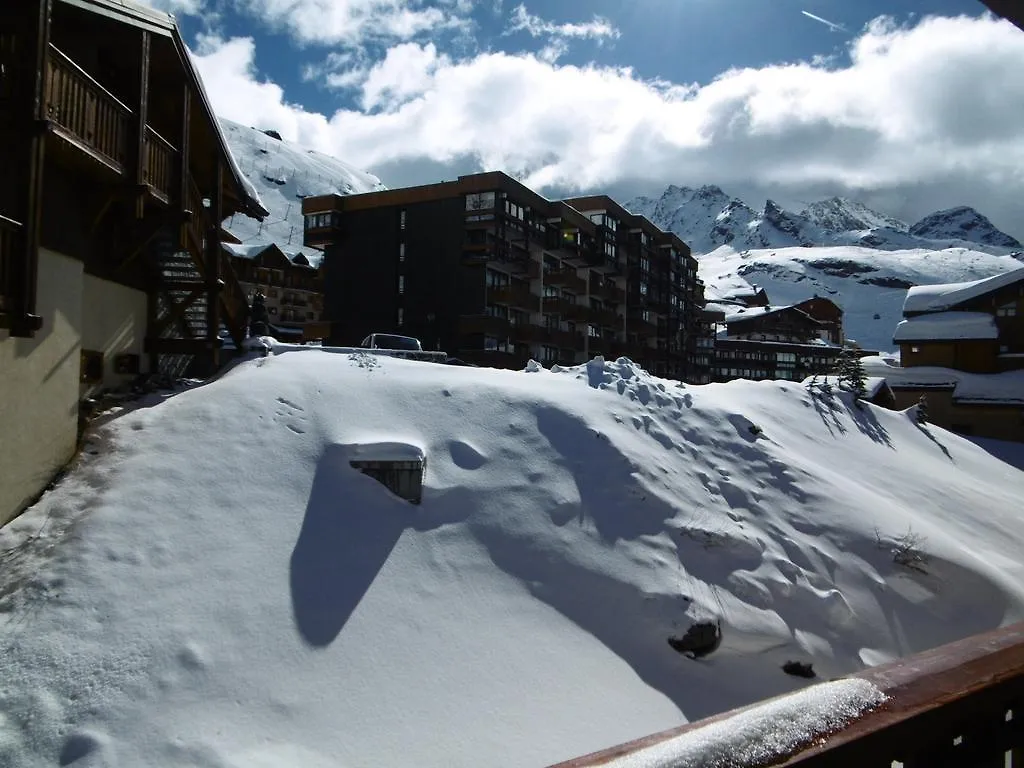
[
  {"left": 544, "top": 267, "right": 586, "bottom": 293},
  {"left": 551, "top": 622, "right": 1024, "bottom": 768},
  {"left": 590, "top": 279, "right": 624, "bottom": 304},
  {"left": 487, "top": 285, "right": 540, "bottom": 312},
  {"left": 627, "top": 312, "right": 658, "bottom": 337},
  {"left": 590, "top": 307, "right": 622, "bottom": 329},
  {"left": 459, "top": 314, "right": 512, "bottom": 336},
  {"left": 542, "top": 296, "right": 590, "bottom": 322},
  {"left": 43, "top": 44, "right": 177, "bottom": 203}
]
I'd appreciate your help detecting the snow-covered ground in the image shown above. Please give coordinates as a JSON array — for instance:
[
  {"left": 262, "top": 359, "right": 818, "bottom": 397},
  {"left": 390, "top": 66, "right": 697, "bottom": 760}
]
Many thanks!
[
  {"left": 3, "top": 350, "right": 1024, "bottom": 767},
  {"left": 219, "top": 119, "right": 385, "bottom": 262},
  {"left": 699, "top": 245, "right": 1023, "bottom": 353}
]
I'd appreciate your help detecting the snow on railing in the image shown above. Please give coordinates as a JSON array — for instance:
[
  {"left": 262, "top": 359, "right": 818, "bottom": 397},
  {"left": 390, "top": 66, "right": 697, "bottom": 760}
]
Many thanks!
[{"left": 549, "top": 622, "right": 1024, "bottom": 768}]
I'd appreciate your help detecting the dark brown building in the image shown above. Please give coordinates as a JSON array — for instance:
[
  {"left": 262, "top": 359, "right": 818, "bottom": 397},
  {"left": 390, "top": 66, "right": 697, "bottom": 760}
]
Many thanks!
[
  {"left": 1, "top": 0, "right": 266, "bottom": 526},
  {"left": 712, "top": 299, "right": 845, "bottom": 382},
  {"left": 302, "top": 172, "right": 716, "bottom": 381},
  {"left": 896, "top": 268, "right": 1024, "bottom": 373},
  {"left": 224, "top": 243, "right": 328, "bottom": 341}
]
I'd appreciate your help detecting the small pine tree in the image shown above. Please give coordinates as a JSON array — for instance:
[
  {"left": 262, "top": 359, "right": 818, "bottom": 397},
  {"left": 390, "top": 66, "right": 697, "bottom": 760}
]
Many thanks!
[{"left": 833, "top": 348, "right": 868, "bottom": 404}]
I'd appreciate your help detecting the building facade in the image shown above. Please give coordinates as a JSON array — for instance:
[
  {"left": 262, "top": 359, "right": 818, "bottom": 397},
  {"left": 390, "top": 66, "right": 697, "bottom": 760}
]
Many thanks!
[
  {"left": 0, "top": 0, "right": 266, "bottom": 526},
  {"left": 302, "top": 172, "right": 716, "bottom": 381},
  {"left": 225, "top": 243, "right": 328, "bottom": 341},
  {"left": 895, "top": 268, "right": 1024, "bottom": 373},
  {"left": 711, "top": 299, "right": 845, "bottom": 382}
]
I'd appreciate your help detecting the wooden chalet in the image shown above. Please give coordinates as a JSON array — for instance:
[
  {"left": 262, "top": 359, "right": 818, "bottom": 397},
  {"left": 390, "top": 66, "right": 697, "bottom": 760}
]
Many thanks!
[
  {"left": 895, "top": 268, "right": 1024, "bottom": 373},
  {"left": 0, "top": 0, "right": 267, "bottom": 526}
]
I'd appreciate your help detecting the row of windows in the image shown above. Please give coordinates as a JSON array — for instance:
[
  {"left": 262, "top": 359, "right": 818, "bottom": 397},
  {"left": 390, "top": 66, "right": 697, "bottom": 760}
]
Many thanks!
[{"left": 304, "top": 211, "right": 340, "bottom": 230}]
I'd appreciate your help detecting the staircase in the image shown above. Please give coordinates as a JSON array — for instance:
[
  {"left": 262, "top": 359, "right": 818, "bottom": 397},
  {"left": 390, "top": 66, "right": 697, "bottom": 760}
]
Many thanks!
[{"left": 147, "top": 219, "right": 250, "bottom": 378}]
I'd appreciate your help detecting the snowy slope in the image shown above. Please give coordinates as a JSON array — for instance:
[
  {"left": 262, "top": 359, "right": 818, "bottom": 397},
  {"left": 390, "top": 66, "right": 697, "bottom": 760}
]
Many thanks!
[
  {"left": 219, "top": 119, "right": 385, "bottom": 259},
  {"left": 627, "top": 185, "right": 1021, "bottom": 255},
  {"left": 3, "top": 350, "right": 1024, "bottom": 767},
  {"left": 699, "top": 245, "right": 1024, "bottom": 352}
]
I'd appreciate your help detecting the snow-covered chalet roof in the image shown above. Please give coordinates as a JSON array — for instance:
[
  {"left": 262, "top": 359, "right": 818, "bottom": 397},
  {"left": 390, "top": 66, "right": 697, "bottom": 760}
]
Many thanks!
[
  {"left": 723, "top": 305, "right": 791, "bottom": 324},
  {"left": 893, "top": 312, "right": 999, "bottom": 343},
  {"left": 861, "top": 356, "right": 1024, "bottom": 405},
  {"left": 902, "top": 267, "right": 1024, "bottom": 314}
]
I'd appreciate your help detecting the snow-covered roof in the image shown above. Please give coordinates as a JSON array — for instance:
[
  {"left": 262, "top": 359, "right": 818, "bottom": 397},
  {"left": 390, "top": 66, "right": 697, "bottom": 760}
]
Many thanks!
[
  {"left": 903, "top": 267, "right": 1024, "bottom": 314},
  {"left": 802, "top": 375, "right": 891, "bottom": 399},
  {"left": 221, "top": 242, "right": 309, "bottom": 262},
  {"left": 723, "top": 305, "right": 791, "bottom": 323},
  {"left": 893, "top": 312, "right": 999, "bottom": 342},
  {"left": 861, "top": 356, "right": 1024, "bottom": 404},
  {"left": 178, "top": 42, "right": 268, "bottom": 220}
]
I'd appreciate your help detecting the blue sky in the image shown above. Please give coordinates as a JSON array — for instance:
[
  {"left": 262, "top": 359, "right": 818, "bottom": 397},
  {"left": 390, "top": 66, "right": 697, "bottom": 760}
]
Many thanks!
[{"left": 154, "top": 0, "right": 1024, "bottom": 236}]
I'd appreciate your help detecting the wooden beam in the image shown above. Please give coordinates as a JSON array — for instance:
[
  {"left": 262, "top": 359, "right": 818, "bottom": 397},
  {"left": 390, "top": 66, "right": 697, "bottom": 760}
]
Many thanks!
[
  {"left": 178, "top": 83, "right": 191, "bottom": 222},
  {"left": 134, "top": 29, "right": 151, "bottom": 219},
  {"left": 8, "top": 0, "right": 51, "bottom": 337},
  {"left": 153, "top": 286, "right": 203, "bottom": 336},
  {"left": 205, "top": 159, "right": 223, "bottom": 371}
]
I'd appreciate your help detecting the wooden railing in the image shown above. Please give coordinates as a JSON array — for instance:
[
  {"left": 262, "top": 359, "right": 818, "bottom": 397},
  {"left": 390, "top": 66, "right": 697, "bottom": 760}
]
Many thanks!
[
  {"left": 219, "top": 249, "right": 249, "bottom": 339},
  {"left": 551, "top": 622, "right": 1024, "bottom": 768},
  {"left": 44, "top": 44, "right": 130, "bottom": 170},
  {"left": 144, "top": 126, "right": 176, "bottom": 202},
  {"left": 0, "top": 214, "right": 20, "bottom": 316}
]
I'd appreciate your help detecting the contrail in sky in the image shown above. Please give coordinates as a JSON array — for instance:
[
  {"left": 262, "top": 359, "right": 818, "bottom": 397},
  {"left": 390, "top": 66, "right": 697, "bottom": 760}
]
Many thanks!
[{"left": 801, "top": 10, "right": 847, "bottom": 32}]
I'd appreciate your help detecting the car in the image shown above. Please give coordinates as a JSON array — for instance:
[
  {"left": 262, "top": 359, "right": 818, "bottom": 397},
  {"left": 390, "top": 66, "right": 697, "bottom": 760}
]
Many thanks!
[{"left": 359, "top": 333, "right": 424, "bottom": 352}]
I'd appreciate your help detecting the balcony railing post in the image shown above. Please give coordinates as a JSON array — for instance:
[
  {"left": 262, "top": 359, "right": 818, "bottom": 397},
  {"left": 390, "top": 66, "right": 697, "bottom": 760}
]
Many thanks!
[{"left": 133, "top": 29, "right": 150, "bottom": 217}]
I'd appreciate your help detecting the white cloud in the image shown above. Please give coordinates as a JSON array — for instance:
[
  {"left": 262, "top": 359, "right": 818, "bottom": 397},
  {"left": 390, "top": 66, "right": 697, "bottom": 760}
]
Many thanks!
[
  {"left": 191, "top": 14, "right": 1024, "bottom": 238},
  {"left": 140, "top": 0, "right": 205, "bottom": 13},
  {"left": 231, "top": 0, "right": 469, "bottom": 46},
  {"left": 505, "top": 3, "right": 620, "bottom": 43}
]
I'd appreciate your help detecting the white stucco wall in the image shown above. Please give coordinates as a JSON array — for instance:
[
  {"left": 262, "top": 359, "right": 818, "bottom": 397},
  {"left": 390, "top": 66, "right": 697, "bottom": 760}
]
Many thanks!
[
  {"left": 81, "top": 274, "right": 148, "bottom": 395},
  {"left": 0, "top": 249, "right": 83, "bottom": 527},
  {"left": 1, "top": 253, "right": 150, "bottom": 527}
]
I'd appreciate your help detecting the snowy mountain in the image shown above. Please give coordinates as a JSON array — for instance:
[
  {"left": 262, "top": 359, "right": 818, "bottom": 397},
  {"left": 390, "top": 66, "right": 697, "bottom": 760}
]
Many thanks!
[
  {"left": 627, "top": 185, "right": 1023, "bottom": 352},
  {"left": 700, "top": 245, "right": 1023, "bottom": 352},
  {"left": 219, "top": 119, "right": 385, "bottom": 260},
  {"left": 909, "top": 206, "right": 1022, "bottom": 249},
  {"left": 3, "top": 348, "right": 1023, "bottom": 767},
  {"left": 627, "top": 186, "right": 1020, "bottom": 255}
]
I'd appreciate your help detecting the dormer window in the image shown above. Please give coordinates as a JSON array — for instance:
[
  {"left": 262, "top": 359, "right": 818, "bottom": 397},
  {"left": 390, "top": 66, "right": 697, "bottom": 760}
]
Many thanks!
[{"left": 996, "top": 302, "right": 1017, "bottom": 317}]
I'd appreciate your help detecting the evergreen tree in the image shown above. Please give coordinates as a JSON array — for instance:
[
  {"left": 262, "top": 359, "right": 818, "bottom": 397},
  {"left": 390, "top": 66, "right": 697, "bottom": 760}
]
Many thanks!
[{"left": 833, "top": 348, "right": 868, "bottom": 404}]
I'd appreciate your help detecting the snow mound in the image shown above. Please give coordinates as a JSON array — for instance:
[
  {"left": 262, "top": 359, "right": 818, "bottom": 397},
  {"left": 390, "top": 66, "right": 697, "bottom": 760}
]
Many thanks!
[
  {"left": 218, "top": 119, "right": 385, "bottom": 263},
  {"left": 2, "top": 351, "right": 1024, "bottom": 767}
]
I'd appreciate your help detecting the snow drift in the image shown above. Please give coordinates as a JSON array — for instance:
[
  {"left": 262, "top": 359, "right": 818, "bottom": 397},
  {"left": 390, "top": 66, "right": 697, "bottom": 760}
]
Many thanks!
[{"left": 2, "top": 350, "right": 1023, "bottom": 767}]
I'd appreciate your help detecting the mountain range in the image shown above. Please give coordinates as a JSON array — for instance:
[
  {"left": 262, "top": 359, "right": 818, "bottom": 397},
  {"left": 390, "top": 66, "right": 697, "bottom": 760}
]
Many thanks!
[{"left": 625, "top": 185, "right": 1021, "bottom": 256}]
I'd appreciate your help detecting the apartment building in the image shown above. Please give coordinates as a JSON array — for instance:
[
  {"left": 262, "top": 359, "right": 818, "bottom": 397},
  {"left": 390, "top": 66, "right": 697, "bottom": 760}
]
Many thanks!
[
  {"left": 301, "top": 172, "right": 717, "bottom": 382},
  {"left": 711, "top": 297, "right": 846, "bottom": 382},
  {"left": 223, "top": 243, "right": 328, "bottom": 341}
]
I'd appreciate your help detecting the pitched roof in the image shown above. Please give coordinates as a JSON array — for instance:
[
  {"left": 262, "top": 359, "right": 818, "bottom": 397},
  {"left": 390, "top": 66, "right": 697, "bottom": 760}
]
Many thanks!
[
  {"left": 893, "top": 311, "right": 999, "bottom": 342},
  {"left": 902, "top": 267, "right": 1024, "bottom": 314}
]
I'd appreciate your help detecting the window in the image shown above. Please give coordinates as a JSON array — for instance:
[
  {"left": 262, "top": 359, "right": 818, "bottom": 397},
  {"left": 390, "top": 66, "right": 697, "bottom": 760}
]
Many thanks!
[
  {"left": 505, "top": 199, "right": 525, "bottom": 220},
  {"left": 399, "top": 242, "right": 405, "bottom": 261},
  {"left": 640, "top": 257, "right": 650, "bottom": 273},
  {"left": 400, "top": 209, "right": 406, "bottom": 230},
  {"left": 996, "top": 302, "right": 1017, "bottom": 317},
  {"left": 604, "top": 240, "right": 615, "bottom": 258},
  {"left": 466, "top": 191, "right": 496, "bottom": 211},
  {"left": 542, "top": 345, "right": 558, "bottom": 363},
  {"left": 398, "top": 275, "right": 405, "bottom": 294},
  {"left": 639, "top": 282, "right": 648, "bottom": 296},
  {"left": 397, "top": 308, "right": 404, "bottom": 326},
  {"left": 911, "top": 346, "right": 920, "bottom": 353}
]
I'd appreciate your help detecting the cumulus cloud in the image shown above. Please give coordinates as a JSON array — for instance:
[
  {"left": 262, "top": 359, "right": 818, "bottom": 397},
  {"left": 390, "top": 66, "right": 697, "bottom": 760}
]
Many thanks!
[
  {"left": 505, "top": 4, "right": 620, "bottom": 42},
  {"left": 230, "top": 0, "right": 469, "bottom": 46},
  {"left": 191, "top": 13, "right": 1024, "bottom": 238}
]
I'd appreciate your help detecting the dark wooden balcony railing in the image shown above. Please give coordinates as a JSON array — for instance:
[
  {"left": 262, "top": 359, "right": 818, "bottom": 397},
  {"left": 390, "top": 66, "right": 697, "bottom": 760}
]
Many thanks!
[
  {"left": 185, "top": 177, "right": 207, "bottom": 253},
  {"left": 0, "top": 213, "right": 20, "bottom": 317},
  {"left": 144, "top": 126, "right": 176, "bottom": 202},
  {"left": 551, "top": 622, "right": 1024, "bottom": 768},
  {"left": 45, "top": 44, "right": 130, "bottom": 170}
]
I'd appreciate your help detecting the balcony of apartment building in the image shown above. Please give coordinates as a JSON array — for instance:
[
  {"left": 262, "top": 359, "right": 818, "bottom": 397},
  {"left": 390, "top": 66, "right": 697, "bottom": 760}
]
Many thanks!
[
  {"left": 459, "top": 312, "right": 513, "bottom": 336},
  {"left": 589, "top": 274, "right": 624, "bottom": 304},
  {"left": 627, "top": 308, "right": 658, "bottom": 338},
  {"left": 543, "top": 265, "right": 587, "bottom": 294},
  {"left": 463, "top": 229, "right": 539, "bottom": 276},
  {"left": 486, "top": 283, "right": 540, "bottom": 313},
  {"left": 542, "top": 294, "right": 590, "bottom": 324},
  {"left": 302, "top": 208, "right": 342, "bottom": 249}
]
